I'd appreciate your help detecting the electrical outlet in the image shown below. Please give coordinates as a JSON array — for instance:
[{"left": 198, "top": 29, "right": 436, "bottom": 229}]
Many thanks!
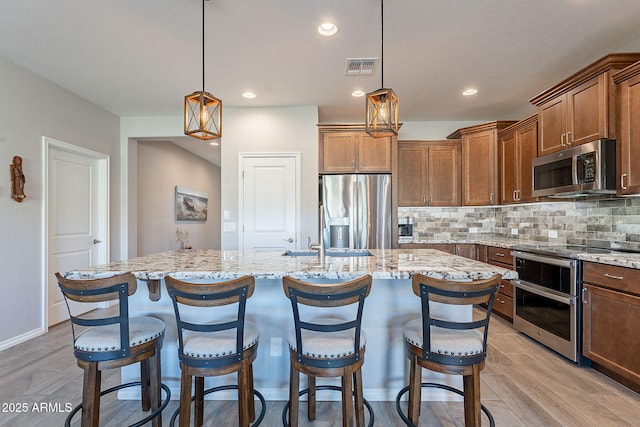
[
  {"left": 270, "top": 337, "right": 282, "bottom": 357},
  {"left": 511, "top": 228, "right": 518, "bottom": 235},
  {"left": 548, "top": 230, "right": 558, "bottom": 238},
  {"left": 469, "top": 227, "right": 478, "bottom": 233}
]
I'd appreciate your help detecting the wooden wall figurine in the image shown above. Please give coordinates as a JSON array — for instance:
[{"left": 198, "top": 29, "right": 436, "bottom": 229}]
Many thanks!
[{"left": 10, "top": 155, "right": 26, "bottom": 202}]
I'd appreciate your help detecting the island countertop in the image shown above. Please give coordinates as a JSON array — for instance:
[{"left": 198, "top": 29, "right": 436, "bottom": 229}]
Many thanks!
[{"left": 63, "top": 248, "right": 518, "bottom": 281}]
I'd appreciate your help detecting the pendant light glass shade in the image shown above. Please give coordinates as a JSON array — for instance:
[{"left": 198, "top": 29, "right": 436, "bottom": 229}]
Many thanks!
[
  {"left": 365, "top": 87, "right": 398, "bottom": 137},
  {"left": 365, "top": 0, "right": 398, "bottom": 138},
  {"left": 184, "top": 0, "right": 222, "bottom": 140},
  {"left": 184, "top": 91, "right": 222, "bottom": 139}
]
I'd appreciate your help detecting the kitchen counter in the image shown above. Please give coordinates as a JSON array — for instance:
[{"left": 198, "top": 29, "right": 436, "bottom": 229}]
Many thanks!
[
  {"left": 63, "top": 248, "right": 516, "bottom": 402},
  {"left": 64, "top": 247, "right": 518, "bottom": 283},
  {"left": 401, "top": 237, "right": 640, "bottom": 269}
]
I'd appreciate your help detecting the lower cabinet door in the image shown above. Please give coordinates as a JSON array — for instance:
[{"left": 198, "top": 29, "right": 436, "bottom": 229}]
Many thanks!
[
  {"left": 492, "top": 292, "right": 513, "bottom": 321},
  {"left": 583, "top": 284, "right": 640, "bottom": 385}
]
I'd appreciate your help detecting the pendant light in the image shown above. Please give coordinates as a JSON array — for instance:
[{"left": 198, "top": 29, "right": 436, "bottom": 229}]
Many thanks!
[
  {"left": 185, "top": 0, "right": 222, "bottom": 140},
  {"left": 365, "top": 0, "right": 399, "bottom": 138}
]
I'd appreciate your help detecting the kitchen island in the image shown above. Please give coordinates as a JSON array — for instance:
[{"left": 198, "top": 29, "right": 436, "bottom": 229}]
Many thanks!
[{"left": 64, "top": 248, "right": 517, "bottom": 402}]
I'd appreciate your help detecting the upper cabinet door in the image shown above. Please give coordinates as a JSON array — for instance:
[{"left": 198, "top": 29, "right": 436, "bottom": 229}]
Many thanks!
[
  {"left": 357, "top": 134, "right": 392, "bottom": 173},
  {"left": 428, "top": 144, "right": 461, "bottom": 206},
  {"left": 615, "top": 63, "right": 640, "bottom": 195},
  {"left": 462, "top": 130, "right": 498, "bottom": 206},
  {"left": 538, "top": 96, "right": 567, "bottom": 156},
  {"left": 517, "top": 120, "right": 538, "bottom": 203},
  {"left": 320, "top": 132, "right": 358, "bottom": 173},
  {"left": 499, "top": 132, "right": 518, "bottom": 204},
  {"left": 566, "top": 74, "right": 607, "bottom": 148},
  {"left": 397, "top": 144, "right": 427, "bottom": 206}
]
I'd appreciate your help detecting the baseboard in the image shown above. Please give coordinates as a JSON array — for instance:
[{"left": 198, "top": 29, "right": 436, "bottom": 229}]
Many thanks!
[{"left": 0, "top": 327, "right": 45, "bottom": 352}]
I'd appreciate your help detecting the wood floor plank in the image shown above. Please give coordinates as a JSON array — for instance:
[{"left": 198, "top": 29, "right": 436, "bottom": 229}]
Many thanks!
[{"left": 0, "top": 308, "right": 638, "bottom": 426}]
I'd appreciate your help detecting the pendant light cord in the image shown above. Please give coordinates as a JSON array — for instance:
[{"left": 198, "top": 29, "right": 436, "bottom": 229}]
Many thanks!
[
  {"left": 202, "top": 0, "right": 205, "bottom": 92},
  {"left": 380, "top": 0, "right": 384, "bottom": 88}
]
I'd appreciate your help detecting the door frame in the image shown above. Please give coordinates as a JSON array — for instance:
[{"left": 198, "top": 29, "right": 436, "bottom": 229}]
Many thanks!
[
  {"left": 237, "top": 152, "right": 301, "bottom": 250},
  {"left": 42, "top": 137, "right": 110, "bottom": 331}
]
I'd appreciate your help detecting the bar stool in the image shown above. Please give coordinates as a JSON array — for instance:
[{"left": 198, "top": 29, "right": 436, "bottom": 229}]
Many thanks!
[
  {"left": 55, "top": 272, "right": 170, "bottom": 427},
  {"left": 164, "top": 275, "right": 265, "bottom": 427},
  {"left": 281, "top": 275, "right": 374, "bottom": 427},
  {"left": 395, "top": 273, "right": 501, "bottom": 427}
]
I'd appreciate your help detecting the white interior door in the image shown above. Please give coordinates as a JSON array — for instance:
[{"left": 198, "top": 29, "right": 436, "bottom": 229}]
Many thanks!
[
  {"left": 47, "top": 141, "right": 109, "bottom": 326},
  {"left": 239, "top": 154, "right": 299, "bottom": 250}
]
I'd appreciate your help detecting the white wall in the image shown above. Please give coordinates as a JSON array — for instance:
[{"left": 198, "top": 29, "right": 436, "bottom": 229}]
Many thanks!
[
  {"left": 137, "top": 141, "right": 221, "bottom": 254},
  {"left": 0, "top": 56, "right": 120, "bottom": 347},
  {"left": 220, "top": 106, "right": 319, "bottom": 250}
]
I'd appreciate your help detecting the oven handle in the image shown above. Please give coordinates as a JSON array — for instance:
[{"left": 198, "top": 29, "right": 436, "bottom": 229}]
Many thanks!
[{"left": 512, "top": 280, "right": 576, "bottom": 305}]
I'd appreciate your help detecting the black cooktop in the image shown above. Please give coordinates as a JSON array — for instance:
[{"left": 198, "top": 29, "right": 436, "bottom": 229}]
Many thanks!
[{"left": 511, "top": 244, "right": 640, "bottom": 259}]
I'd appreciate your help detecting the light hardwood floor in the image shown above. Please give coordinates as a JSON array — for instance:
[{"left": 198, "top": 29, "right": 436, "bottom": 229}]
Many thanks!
[{"left": 0, "top": 309, "right": 638, "bottom": 426}]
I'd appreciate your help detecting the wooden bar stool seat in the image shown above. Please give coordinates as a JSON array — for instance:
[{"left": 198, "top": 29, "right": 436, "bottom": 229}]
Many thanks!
[
  {"left": 55, "top": 272, "right": 170, "bottom": 427},
  {"left": 164, "top": 275, "right": 265, "bottom": 427},
  {"left": 281, "top": 275, "right": 374, "bottom": 427},
  {"left": 395, "top": 273, "right": 501, "bottom": 427}
]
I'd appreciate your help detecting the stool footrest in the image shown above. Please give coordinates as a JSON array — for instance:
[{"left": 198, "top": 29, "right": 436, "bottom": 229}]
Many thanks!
[
  {"left": 65, "top": 381, "right": 171, "bottom": 427},
  {"left": 281, "top": 385, "right": 374, "bottom": 427},
  {"left": 169, "top": 384, "right": 266, "bottom": 427},
  {"left": 394, "top": 382, "right": 495, "bottom": 427}
]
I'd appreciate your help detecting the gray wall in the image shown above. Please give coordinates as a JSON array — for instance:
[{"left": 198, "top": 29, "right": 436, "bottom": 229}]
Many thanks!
[
  {"left": 137, "top": 141, "right": 221, "bottom": 255},
  {"left": 0, "top": 55, "right": 120, "bottom": 347}
]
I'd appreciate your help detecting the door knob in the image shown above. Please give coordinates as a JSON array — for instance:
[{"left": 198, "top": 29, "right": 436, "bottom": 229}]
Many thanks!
[
  {"left": 93, "top": 239, "right": 101, "bottom": 244},
  {"left": 283, "top": 237, "right": 294, "bottom": 243}
]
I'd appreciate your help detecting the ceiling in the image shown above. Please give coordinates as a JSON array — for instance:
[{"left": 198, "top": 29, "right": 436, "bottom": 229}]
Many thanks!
[{"left": 3, "top": 0, "right": 640, "bottom": 164}]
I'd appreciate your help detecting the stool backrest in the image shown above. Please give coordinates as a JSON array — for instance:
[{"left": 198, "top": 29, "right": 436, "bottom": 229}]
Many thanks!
[
  {"left": 411, "top": 273, "right": 501, "bottom": 365},
  {"left": 282, "top": 275, "right": 372, "bottom": 368},
  {"left": 55, "top": 272, "right": 137, "bottom": 361},
  {"left": 164, "top": 275, "right": 255, "bottom": 368}
]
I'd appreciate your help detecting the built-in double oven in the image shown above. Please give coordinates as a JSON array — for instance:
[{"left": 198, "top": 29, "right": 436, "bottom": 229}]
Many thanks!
[{"left": 510, "top": 249, "right": 581, "bottom": 363}]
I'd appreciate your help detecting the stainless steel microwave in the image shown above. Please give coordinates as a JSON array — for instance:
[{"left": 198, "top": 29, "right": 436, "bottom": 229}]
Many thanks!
[{"left": 532, "top": 139, "right": 616, "bottom": 197}]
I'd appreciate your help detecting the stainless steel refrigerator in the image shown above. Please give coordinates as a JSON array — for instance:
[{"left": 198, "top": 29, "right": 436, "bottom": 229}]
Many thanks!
[{"left": 321, "top": 174, "right": 392, "bottom": 249}]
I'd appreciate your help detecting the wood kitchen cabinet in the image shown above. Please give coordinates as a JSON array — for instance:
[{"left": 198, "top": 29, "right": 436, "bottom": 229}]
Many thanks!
[
  {"left": 397, "top": 140, "right": 461, "bottom": 206},
  {"left": 319, "top": 125, "right": 392, "bottom": 173},
  {"left": 486, "top": 246, "right": 514, "bottom": 322},
  {"left": 613, "top": 60, "right": 640, "bottom": 195},
  {"left": 530, "top": 53, "right": 640, "bottom": 156},
  {"left": 583, "top": 262, "right": 640, "bottom": 391},
  {"left": 448, "top": 121, "right": 516, "bottom": 206},
  {"left": 498, "top": 115, "right": 538, "bottom": 204}
]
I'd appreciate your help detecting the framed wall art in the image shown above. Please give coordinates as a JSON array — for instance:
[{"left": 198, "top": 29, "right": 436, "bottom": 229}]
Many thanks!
[{"left": 175, "top": 186, "right": 208, "bottom": 222}]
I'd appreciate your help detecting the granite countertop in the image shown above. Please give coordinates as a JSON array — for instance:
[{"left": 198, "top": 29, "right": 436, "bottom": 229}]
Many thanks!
[
  {"left": 402, "top": 237, "right": 640, "bottom": 269},
  {"left": 63, "top": 248, "right": 518, "bottom": 281}
]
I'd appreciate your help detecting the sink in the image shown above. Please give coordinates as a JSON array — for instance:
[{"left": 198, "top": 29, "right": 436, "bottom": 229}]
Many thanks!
[
  {"left": 282, "top": 249, "right": 373, "bottom": 257},
  {"left": 282, "top": 250, "right": 318, "bottom": 256},
  {"left": 326, "top": 250, "right": 373, "bottom": 257}
]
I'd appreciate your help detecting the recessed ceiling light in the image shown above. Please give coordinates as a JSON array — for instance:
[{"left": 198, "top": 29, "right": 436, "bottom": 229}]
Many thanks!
[
  {"left": 242, "top": 92, "right": 256, "bottom": 99},
  {"left": 318, "top": 22, "right": 338, "bottom": 36},
  {"left": 352, "top": 90, "right": 366, "bottom": 98},
  {"left": 462, "top": 88, "right": 478, "bottom": 96}
]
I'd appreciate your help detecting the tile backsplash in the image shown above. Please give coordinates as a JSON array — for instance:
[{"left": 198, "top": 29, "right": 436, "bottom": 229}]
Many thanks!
[{"left": 398, "top": 198, "right": 640, "bottom": 251}]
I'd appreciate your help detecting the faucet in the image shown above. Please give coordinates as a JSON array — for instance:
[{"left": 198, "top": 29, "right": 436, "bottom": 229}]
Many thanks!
[{"left": 308, "top": 236, "right": 325, "bottom": 257}]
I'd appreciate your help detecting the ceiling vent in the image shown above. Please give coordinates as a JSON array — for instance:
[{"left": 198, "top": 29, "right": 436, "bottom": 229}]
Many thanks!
[{"left": 346, "top": 58, "right": 378, "bottom": 75}]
